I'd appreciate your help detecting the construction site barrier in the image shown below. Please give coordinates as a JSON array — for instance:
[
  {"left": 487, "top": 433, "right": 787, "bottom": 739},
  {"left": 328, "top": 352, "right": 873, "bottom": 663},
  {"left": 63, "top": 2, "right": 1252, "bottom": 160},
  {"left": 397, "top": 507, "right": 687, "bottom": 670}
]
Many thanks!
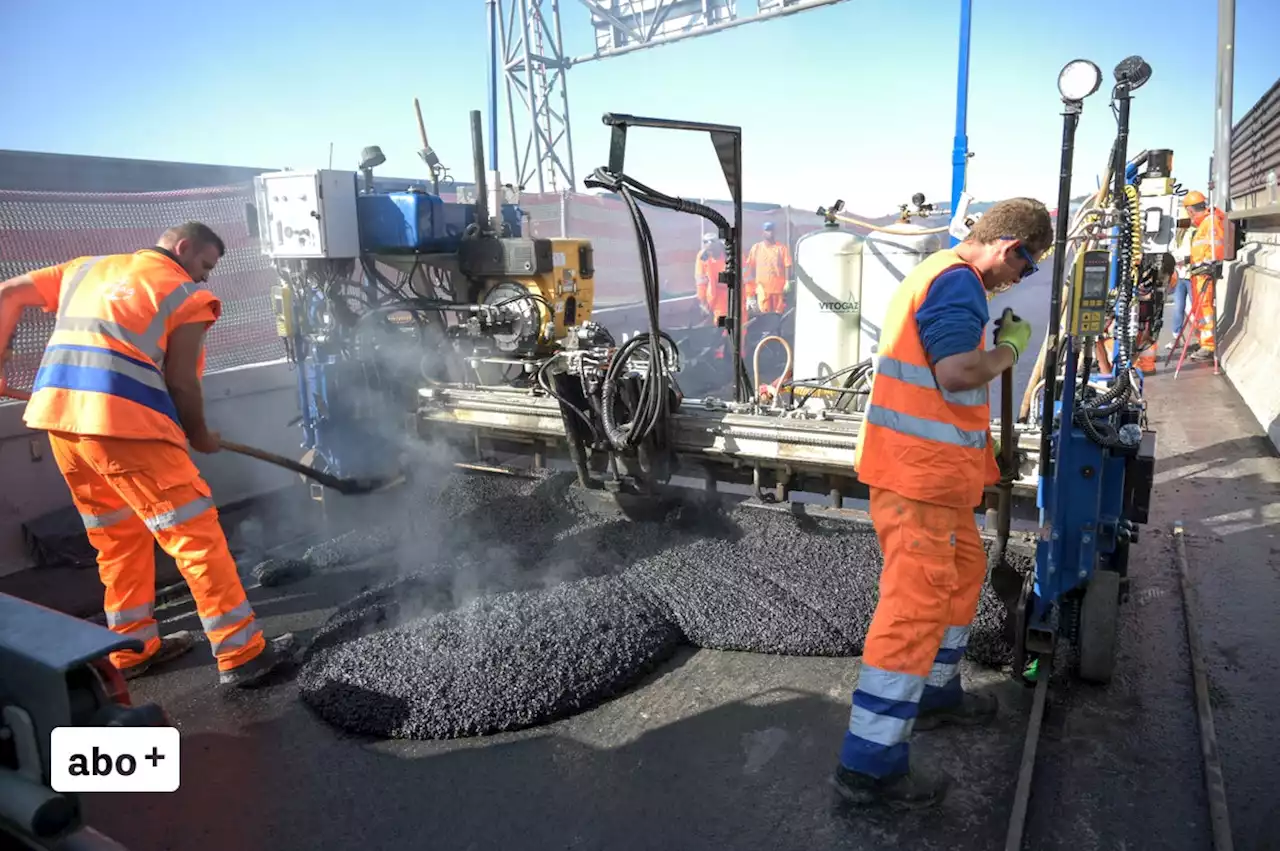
[{"left": 0, "top": 184, "right": 878, "bottom": 394}]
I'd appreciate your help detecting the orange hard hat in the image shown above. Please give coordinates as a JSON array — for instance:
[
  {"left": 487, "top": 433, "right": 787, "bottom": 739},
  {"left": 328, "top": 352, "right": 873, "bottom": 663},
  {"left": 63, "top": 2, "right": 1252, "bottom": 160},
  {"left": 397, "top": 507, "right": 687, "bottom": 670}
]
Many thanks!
[{"left": 1182, "top": 190, "right": 1206, "bottom": 207}]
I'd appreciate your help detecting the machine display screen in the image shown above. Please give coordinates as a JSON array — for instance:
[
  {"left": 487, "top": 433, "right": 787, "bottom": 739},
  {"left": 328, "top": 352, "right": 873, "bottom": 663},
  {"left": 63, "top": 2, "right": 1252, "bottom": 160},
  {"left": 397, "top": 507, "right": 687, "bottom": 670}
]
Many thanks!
[{"left": 1081, "top": 261, "right": 1109, "bottom": 300}]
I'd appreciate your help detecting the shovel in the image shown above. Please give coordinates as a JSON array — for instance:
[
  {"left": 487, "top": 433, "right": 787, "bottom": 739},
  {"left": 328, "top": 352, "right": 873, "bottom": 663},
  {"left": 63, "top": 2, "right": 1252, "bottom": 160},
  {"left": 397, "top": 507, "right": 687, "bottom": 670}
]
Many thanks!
[
  {"left": 219, "top": 438, "right": 394, "bottom": 496},
  {"left": 988, "top": 367, "right": 1023, "bottom": 608}
]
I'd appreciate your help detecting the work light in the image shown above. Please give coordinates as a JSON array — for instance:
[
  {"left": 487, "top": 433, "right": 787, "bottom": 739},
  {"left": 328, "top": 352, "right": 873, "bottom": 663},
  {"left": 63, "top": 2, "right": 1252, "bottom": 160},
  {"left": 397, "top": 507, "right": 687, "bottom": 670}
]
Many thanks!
[{"left": 1057, "top": 59, "right": 1102, "bottom": 103}]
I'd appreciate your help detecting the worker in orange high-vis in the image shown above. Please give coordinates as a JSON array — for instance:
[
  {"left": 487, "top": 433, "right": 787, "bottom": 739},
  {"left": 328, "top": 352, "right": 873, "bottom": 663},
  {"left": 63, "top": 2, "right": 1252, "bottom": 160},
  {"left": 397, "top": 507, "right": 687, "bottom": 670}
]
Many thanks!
[
  {"left": 832, "top": 198, "right": 1051, "bottom": 809},
  {"left": 744, "top": 222, "right": 792, "bottom": 314},
  {"left": 695, "top": 232, "right": 729, "bottom": 325},
  {"left": 1181, "top": 190, "right": 1225, "bottom": 362},
  {"left": 0, "top": 222, "right": 299, "bottom": 690}
]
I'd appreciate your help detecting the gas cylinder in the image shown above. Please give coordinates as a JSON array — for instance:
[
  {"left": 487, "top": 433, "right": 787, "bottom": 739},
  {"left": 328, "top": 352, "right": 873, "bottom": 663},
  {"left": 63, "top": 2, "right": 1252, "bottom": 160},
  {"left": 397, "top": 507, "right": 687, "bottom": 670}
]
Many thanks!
[{"left": 793, "top": 224, "right": 864, "bottom": 382}]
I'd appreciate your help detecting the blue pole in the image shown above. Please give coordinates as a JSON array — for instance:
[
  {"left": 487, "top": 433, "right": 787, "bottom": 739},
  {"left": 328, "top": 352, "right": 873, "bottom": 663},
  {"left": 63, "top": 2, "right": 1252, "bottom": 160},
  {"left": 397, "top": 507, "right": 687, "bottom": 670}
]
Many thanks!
[
  {"left": 949, "top": 0, "right": 972, "bottom": 247},
  {"left": 486, "top": 0, "right": 499, "bottom": 171}
]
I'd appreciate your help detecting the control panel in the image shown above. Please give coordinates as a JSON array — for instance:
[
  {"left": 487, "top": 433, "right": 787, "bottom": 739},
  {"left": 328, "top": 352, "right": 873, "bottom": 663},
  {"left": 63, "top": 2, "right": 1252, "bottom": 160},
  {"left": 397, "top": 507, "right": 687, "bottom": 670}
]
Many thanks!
[
  {"left": 1138, "top": 187, "right": 1178, "bottom": 256},
  {"left": 255, "top": 170, "right": 360, "bottom": 259},
  {"left": 1070, "top": 249, "right": 1111, "bottom": 336}
]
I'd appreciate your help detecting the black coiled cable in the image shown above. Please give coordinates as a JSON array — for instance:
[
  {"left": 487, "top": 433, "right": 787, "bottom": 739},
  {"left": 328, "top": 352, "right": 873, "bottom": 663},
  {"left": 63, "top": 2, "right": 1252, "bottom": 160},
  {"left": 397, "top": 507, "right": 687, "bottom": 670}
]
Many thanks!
[
  {"left": 583, "top": 167, "right": 702, "bottom": 450},
  {"left": 1072, "top": 186, "right": 1138, "bottom": 447}
]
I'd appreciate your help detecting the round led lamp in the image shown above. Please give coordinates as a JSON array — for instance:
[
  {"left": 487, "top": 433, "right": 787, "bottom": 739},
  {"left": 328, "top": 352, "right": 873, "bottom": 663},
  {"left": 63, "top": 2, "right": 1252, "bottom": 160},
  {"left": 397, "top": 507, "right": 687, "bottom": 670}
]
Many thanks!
[{"left": 1058, "top": 60, "right": 1102, "bottom": 103}]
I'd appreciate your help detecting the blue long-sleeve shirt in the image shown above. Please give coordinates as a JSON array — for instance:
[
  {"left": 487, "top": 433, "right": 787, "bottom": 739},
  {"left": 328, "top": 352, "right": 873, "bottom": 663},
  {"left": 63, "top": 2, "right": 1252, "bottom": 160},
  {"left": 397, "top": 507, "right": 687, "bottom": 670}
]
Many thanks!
[{"left": 914, "top": 266, "right": 989, "bottom": 365}]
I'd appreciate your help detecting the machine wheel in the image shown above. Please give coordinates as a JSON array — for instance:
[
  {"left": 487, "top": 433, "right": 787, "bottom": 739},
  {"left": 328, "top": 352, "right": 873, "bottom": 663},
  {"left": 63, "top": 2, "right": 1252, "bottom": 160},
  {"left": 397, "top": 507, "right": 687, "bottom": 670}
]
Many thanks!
[{"left": 1078, "top": 568, "right": 1121, "bottom": 684}]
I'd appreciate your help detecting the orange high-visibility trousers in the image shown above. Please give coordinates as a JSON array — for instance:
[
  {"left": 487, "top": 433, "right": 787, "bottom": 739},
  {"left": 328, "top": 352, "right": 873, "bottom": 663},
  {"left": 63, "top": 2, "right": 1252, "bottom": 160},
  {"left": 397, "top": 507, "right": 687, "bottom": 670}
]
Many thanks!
[
  {"left": 757, "top": 287, "right": 787, "bottom": 314},
  {"left": 839, "top": 487, "right": 987, "bottom": 777},
  {"left": 47, "top": 432, "right": 266, "bottom": 673},
  {"left": 1193, "top": 275, "right": 1216, "bottom": 352}
]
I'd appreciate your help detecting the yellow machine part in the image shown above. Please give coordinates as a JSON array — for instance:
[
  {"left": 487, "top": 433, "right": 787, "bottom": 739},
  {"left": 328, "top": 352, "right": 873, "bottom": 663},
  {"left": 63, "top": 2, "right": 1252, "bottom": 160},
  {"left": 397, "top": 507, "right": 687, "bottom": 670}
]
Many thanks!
[
  {"left": 270, "top": 283, "right": 294, "bottom": 337},
  {"left": 497, "top": 237, "right": 596, "bottom": 346}
]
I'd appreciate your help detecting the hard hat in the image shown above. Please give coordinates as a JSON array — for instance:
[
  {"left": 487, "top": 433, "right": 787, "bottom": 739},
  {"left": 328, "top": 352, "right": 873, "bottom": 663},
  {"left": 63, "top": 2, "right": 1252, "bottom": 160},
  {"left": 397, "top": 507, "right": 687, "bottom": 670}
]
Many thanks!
[
  {"left": 762, "top": 221, "right": 775, "bottom": 232},
  {"left": 702, "top": 232, "right": 716, "bottom": 242},
  {"left": 1182, "top": 190, "right": 1206, "bottom": 207}
]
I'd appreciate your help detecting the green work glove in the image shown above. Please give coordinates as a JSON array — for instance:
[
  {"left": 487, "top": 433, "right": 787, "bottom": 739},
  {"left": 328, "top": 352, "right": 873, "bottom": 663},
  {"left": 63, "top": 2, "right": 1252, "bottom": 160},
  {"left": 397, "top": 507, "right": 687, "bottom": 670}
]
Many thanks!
[{"left": 993, "top": 307, "right": 1032, "bottom": 362}]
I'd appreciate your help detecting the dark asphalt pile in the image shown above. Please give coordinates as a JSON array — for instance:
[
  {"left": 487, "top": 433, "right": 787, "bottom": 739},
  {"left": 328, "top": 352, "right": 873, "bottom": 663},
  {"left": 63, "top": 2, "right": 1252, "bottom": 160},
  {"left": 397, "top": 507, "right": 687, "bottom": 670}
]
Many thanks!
[
  {"left": 296, "top": 469, "right": 1030, "bottom": 739},
  {"left": 302, "top": 525, "right": 399, "bottom": 570},
  {"left": 251, "top": 557, "right": 313, "bottom": 588},
  {"left": 297, "top": 575, "right": 683, "bottom": 739}
]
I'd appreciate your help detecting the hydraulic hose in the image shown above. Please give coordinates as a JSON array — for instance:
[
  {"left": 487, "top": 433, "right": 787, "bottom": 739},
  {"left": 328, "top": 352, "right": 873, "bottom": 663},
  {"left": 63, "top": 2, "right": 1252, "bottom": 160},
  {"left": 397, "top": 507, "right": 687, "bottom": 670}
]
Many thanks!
[
  {"left": 752, "top": 335, "right": 793, "bottom": 403},
  {"left": 585, "top": 165, "right": 735, "bottom": 450}
]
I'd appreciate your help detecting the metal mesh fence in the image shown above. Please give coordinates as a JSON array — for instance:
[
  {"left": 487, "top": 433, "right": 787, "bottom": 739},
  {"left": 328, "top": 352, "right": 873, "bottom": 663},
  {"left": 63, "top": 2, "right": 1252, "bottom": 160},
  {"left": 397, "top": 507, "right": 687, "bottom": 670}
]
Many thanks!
[
  {"left": 2, "top": 179, "right": 893, "bottom": 395},
  {"left": 0, "top": 184, "right": 283, "bottom": 391}
]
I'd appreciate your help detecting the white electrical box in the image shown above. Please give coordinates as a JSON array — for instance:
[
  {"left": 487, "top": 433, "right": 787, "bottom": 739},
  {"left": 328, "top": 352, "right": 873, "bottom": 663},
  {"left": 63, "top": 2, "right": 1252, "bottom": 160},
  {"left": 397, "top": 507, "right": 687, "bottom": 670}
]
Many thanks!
[
  {"left": 1137, "top": 189, "right": 1178, "bottom": 256},
  {"left": 255, "top": 169, "right": 360, "bottom": 259}
]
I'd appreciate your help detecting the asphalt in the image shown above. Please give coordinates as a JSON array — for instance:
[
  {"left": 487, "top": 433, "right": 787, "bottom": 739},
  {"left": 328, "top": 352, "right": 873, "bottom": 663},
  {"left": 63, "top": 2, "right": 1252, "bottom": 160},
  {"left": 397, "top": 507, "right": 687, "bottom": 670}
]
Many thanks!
[{"left": 287, "top": 475, "right": 1028, "bottom": 743}]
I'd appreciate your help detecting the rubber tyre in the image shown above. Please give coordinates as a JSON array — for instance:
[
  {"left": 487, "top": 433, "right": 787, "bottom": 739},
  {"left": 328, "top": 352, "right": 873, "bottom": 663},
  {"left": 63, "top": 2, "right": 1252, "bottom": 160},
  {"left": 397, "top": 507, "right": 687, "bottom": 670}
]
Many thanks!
[{"left": 1078, "top": 568, "right": 1121, "bottom": 684}]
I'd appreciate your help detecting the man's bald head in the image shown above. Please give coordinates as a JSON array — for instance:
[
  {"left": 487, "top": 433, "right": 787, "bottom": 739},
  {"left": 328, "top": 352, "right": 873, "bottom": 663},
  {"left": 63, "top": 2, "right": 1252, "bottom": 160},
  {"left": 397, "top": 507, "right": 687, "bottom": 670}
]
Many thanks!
[{"left": 158, "top": 222, "right": 225, "bottom": 282}]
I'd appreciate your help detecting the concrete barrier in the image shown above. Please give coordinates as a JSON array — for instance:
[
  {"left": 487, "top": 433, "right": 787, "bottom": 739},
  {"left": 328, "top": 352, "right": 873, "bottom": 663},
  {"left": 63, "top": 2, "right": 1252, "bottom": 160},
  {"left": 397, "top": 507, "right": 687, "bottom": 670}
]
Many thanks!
[
  {"left": 1218, "top": 207, "right": 1280, "bottom": 451},
  {"left": 0, "top": 363, "right": 302, "bottom": 576}
]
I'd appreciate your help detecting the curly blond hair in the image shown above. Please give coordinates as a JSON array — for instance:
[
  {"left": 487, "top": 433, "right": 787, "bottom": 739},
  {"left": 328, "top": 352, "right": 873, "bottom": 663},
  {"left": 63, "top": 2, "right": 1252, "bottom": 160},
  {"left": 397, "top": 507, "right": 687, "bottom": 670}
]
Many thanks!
[{"left": 966, "top": 198, "right": 1053, "bottom": 258}]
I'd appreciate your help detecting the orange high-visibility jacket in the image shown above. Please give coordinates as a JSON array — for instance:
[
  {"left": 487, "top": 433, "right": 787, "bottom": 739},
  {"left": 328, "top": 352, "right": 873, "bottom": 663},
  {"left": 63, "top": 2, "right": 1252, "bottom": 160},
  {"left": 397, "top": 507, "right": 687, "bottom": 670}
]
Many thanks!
[
  {"left": 23, "top": 250, "right": 221, "bottom": 447},
  {"left": 745, "top": 241, "right": 792, "bottom": 293},
  {"left": 1190, "top": 208, "right": 1226, "bottom": 266},
  {"left": 695, "top": 252, "right": 729, "bottom": 316},
  {"left": 854, "top": 248, "right": 1000, "bottom": 508}
]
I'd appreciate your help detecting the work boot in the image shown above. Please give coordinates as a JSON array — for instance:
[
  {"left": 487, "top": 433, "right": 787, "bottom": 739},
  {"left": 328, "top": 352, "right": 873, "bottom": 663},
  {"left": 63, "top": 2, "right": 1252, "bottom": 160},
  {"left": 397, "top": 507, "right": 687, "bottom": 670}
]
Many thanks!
[
  {"left": 914, "top": 690, "right": 999, "bottom": 732},
  {"left": 218, "top": 633, "right": 302, "bottom": 689},
  {"left": 1189, "top": 348, "right": 1214, "bottom": 362},
  {"left": 830, "top": 763, "right": 951, "bottom": 810},
  {"left": 120, "top": 631, "right": 198, "bottom": 681}
]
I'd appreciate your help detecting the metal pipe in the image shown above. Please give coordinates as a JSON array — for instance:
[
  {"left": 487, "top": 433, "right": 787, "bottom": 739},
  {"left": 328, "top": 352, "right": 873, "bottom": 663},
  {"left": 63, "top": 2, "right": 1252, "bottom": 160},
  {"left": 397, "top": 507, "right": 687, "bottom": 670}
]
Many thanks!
[
  {"left": 731, "top": 130, "right": 746, "bottom": 403},
  {"left": 568, "top": 0, "right": 852, "bottom": 65},
  {"left": 1040, "top": 102, "right": 1082, "bottom": 480},
  {"left": 1213, "top": 0, "right": 1235, "bottom": 211},
  {"left": 470, "top": 110, "right": 489, "bottom": 233},
  {"left": 499, "top": 1, "right": 525, "bottom": 186},
  {"left": 949, "top": 0, "right": 973, "bottom": 247},
  {"left": 486, "top": 0, "right": 500, "bottom": 173},
  {"left": 601, "top": 113, "right": 740, "bottom": 135},
  {"left": 551, "top": 0, "right": 578, "bottom": 188},
  {"left": 518, "top": 0, "right": 546, "bottom": 193}
]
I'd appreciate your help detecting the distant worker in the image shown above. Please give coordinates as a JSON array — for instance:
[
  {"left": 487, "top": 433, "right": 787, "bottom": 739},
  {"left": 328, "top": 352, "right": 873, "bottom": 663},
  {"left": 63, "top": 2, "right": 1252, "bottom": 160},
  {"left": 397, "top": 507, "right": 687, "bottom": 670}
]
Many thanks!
[
  {"left": 1165, "top": 222, "right": 1195, "bottom": 351},
  {"left": 0, "top": 222, "right": 299, "bottom": 689},
  {"left": 694, "top": 232, "right": 729, "bottom": 325},
  {"left": 744, "top": 221, "right": 792, "bottom": 314},
  {"left": 833, "top": 198, "right": 1051, "bottom": 808},
  {"left": 1181, "top": 190, "right": 1225, "bottom": 362}
]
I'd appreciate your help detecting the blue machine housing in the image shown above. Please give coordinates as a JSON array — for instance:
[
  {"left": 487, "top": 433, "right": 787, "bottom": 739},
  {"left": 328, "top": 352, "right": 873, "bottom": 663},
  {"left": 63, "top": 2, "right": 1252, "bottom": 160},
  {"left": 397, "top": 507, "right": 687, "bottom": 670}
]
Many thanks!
[
  {"left": 356, "top": 190, "right": 524, "bottom": 253},
  {"left": 1033, "top": 344, "right": 1130, "bottom": 621},
  {"left": 287, "top": 188, "right": 528, "bottom": 487}
]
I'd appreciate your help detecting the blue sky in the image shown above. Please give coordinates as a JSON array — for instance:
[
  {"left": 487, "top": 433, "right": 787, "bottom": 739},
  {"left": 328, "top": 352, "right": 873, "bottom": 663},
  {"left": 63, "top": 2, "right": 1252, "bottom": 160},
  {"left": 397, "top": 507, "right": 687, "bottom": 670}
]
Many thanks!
[{"left": 1, "top": 0, "right": 1275, "bottom": 212}]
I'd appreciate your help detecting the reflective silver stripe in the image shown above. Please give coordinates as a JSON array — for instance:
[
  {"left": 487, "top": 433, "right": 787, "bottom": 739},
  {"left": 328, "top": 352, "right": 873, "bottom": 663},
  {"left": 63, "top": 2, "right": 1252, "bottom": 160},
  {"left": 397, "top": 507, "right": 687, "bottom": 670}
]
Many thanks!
[
  {"left": 81, "top": 506, "right": 136, "bottom": 530},
  {"left": 41, "top": 346, "right": 168, "bottom": 392},
  {"left": 875, "top": 355, "right": 987, "bottom": 407},
  {"left": 106, "top": 602, "right": 155, "bottom": 628},
  {"left": 926, "top": 663, "right": 957, "bottom": 688},
  {"left": 58, "top": 257, "right": 106, "bottom": 313},
  {"left": 144, "top": 495, "right": 215, "bottom": 533},
  {"left": 939, "top": 625, "right": 970, "bottom": 651},
  {"left": 201, "top": 600, "right": 255, "bottom": 634},
  {"left": 848, "top": 704, "right": 916, "bottom": 746},
  {"left": 128, "top": 623, "right": 161, "bottom": 644},
  {"left": 52, "top": 317, "right": 165, "bottom": 364},
  {"left": 210, "top": 621, "right": 263, "bottom": 656},
  {"left": 856, "top": 665, "right": 925, "bottom": 704},
  {"left": 864, "top": 403, "right": 989, "bottom": 449},
  {"left": 847, "top": 665, "right": 925, "bottom": 745},
  {"left": 53, "top": 258, "right": 211, "bottom": 367}
]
